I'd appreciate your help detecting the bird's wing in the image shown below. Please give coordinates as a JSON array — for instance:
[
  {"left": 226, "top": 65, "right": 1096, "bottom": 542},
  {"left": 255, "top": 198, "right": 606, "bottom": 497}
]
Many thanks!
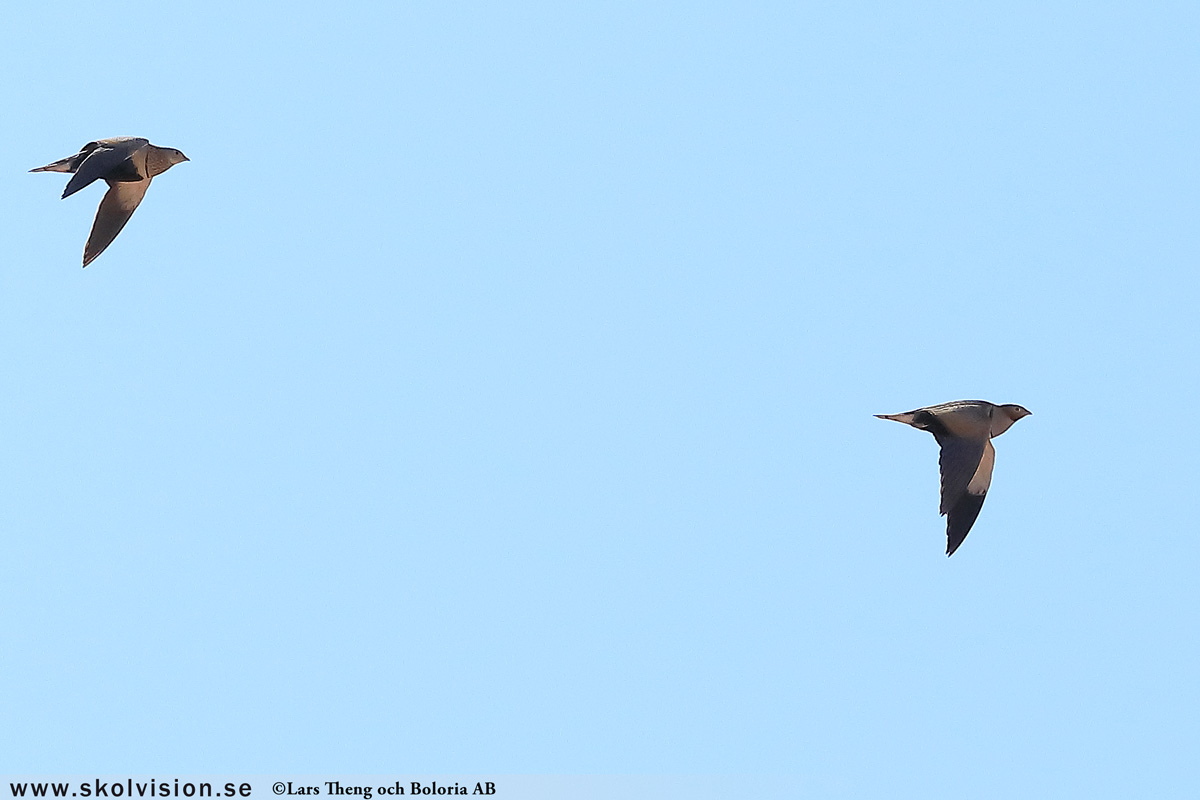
[
  {"left": 944, "top": 439, "right": 995, "bottom": 556},
  {"left": 945, "top": 493, "right": 985, "bottom": 556},
  {"left": 968, "top": 438, "right": 996, "bottom": 496},
  {"left": 934, "top": 433, "right": 987, "bottom": 516},
  {"left": 83, "top": 178, "right": 150, "bottom": 267},
  {"left": 61, "top": 139, "right": 148, "bottom": 199}
]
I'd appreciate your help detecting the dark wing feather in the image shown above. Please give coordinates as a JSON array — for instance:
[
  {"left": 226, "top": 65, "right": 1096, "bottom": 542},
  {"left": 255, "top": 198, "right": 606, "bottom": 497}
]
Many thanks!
[
  {"left": 945, "top": 492, "right": 986, "bottom": 556},
  {"left": 932, "top": 434, "right": 987, "bottom": 516},
  {"left": 62, "top": 142, "right": 145, "bottom": 198}
]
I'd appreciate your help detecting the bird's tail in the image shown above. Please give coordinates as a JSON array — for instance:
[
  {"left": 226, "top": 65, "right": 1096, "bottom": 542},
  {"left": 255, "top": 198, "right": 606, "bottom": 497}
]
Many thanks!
[
  {"left": 29, "top": 157, "right": 76, "bottom": 174},
  {"left": 874, "top": 412, "right": 917, "bottom": 424}
]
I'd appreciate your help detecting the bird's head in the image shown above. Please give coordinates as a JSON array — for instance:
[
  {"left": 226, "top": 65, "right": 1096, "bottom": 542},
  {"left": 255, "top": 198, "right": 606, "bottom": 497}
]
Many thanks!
[
  {"left": 145, "top": 146, "right": 190, "bottom": 177},
  {"left": 1000, "top": 404, "right": 1032, "bottom": 421}
]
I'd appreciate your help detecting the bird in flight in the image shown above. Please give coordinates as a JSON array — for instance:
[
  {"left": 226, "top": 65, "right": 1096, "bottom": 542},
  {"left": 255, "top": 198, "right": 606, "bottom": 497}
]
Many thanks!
[
  {"left": 876, "top": 400, "right": 1031, "bottom": 556},
  {"left": 31, "top": 137, "right": 188, "bottom": 267}
]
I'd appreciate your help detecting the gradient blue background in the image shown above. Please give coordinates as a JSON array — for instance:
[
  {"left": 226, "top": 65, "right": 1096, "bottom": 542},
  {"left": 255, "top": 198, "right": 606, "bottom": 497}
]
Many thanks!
[{"left": 2, "top": 1, "right": 1198, "bottom": 795}]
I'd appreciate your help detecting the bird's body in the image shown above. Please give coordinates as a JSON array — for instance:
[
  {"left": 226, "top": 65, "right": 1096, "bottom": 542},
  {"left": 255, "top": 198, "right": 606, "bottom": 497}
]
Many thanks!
[
  {"left": 876, "top": 400, "right": 1031, "bottom": 556},
  {"left": 31, "top": 137, "right": 188, "bottom": 267}
]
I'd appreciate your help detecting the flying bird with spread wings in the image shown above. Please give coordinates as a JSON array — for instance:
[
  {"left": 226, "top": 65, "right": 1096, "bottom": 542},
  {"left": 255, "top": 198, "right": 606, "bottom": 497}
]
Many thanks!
[
  {"left": 31, "top": 137, "right": 189, "bottom": 267},
  {"left": 876, "top": 400, "right": 1031, "bottom": 556}
]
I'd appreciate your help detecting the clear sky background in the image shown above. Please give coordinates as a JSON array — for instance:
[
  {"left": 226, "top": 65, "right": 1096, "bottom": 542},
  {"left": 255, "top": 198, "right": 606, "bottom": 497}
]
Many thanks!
[{"left": 2, "top": 1, "right": 1198, "bottom": 795}]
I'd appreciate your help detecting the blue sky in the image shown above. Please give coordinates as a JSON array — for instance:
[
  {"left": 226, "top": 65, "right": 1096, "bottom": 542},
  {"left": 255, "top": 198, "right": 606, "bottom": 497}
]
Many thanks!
[{"left": 2, "top": 0, "right": 1199, "bottom": 795}]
